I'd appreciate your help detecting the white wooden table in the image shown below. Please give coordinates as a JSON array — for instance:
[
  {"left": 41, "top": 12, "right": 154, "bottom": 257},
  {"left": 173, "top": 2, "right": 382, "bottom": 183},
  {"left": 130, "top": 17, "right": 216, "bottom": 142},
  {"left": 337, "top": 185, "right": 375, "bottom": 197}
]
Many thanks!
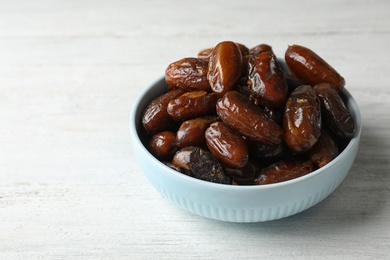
[{"left": 1, "top": 0, "right": 389, "bottom": 259}]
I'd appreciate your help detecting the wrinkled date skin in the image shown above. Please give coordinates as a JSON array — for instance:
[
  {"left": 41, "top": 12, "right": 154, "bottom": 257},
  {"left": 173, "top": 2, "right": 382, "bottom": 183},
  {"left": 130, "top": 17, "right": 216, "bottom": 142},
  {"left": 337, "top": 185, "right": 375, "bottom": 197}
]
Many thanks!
[
  {"left": 167, "top": 91, "right": 218, "bottom": 121},
  {"left": 309, "top": 129, "right": 339, "bottom": 168},
  {"left": 205, "top": 121, "right": 249, "bottom": 169},
  {"left": 216, "top": 91, "right": 283, "bottom": 146},
  {"left": 172, "top": 146, "right": 230, "bottom": 184},
  {"left": 165, "top": 57, "right": 211, "bottom": 92},
  {"left": 283, "top": 85, "right": 322, "bottom": 153},
  {"left": 285, "top": 44, "right": 345, "bottom": 91},
  {"left": 249, "top": 44, "right": 272, "bottom": 56},
  {"left": 207, "top": 41, "right": 243, "bottom": 97},
  {"left": 314, "top": 83, "right": 356, "bottom": 138},
  {"left": 176, "top": 116, "right": 218, "bottom": 148},
  {"left": 254, "top": 159, "right": 314, "bottom": 185},
  {"left": 148, "top": 131, "right": 178, "bottom": 161},
  {"left": 142, "top": 88, "right": 186, "bottom": 135},
  {"left": 247, "top": 50, "right": 289, "bottom": 109}
]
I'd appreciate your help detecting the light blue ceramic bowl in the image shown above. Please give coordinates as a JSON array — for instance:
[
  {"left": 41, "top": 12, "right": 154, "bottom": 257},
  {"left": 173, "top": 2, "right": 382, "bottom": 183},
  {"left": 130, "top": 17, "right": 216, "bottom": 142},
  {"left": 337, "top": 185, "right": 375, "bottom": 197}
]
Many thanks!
[{"left": 130, "top": 76, "right": 362, "bottom": 223}]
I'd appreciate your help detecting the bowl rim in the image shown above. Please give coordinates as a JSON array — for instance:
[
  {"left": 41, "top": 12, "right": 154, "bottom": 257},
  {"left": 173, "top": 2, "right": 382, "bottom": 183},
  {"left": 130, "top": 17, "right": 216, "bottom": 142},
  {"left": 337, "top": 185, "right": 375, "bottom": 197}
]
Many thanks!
[{"left": 130, "top": 75, "right": 362, "bottom": 191}]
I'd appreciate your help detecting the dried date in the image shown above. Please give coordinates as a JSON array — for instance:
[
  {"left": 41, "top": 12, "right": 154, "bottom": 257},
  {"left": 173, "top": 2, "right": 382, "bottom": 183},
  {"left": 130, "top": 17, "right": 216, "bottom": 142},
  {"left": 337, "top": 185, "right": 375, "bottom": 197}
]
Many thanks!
[
  {"left": 207, "top": 41, "right": 243, "bottom": 97},
  {"left": 172, "top": 146, "right": 230, "bottom": 184},
  {"left": 198, "top": 42, "right": 249, "bottom": 62},
  {"left": 205, "top": 121, "right": 249, "bottom": 169},
  {"left": 249, "top": 44, "right": 272, "bottom": 56},
  {"left": 176, "top": 116, "right": 218, "bottom": 148},
  {"left": 247, "top": 50, "right": 289, "bottom": 109},
  {"left": 314, "top": 83, "right": 356, "bottom": 138},
  {"left": 285, "top": 44, "right": 345, "bottom": 91},
  {"left": 254, "top": 159, "right": 314, "bottom": 185},
  {"left": 283, "top": 85, "right": 322, "bottom": 153},
  {"left": 216, "top": 91, "right": 283, "bottom": 146},
  {"left": 142, "top": 88, "right": 186, "bottom": 135},
  {"left": 167, "top": 91, "right": 218, "bottom": 121},
  {"left": 165, "top": 57, "right": 211, "bottom": 92},
  {"left": 148, "top": 131, "right": 178, "bottom": 161},
  {"left": 309, "top": 129, "right": 339, "bottom": 168}
]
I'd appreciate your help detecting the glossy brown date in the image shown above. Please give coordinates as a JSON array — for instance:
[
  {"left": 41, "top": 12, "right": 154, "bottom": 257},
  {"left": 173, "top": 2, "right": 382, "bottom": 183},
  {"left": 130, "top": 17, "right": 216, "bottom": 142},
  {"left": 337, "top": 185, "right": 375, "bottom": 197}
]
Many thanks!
[
  {"left": 142, "top": 88, "right": 186, "bottom": 135},
  {"left": 216, "top": 91, "right": 283, "bottom": 146},
  {"left": 314, "top": 83, "right": 356, "bottom": 138},
  {"left": 198, "top": 43, "right": 249, "bottom": 62},
  {"left": 254, "top": 159, "right": 314, "bottom": 185},
  {"left": 247, "top": 50, "right": 289, "bottom": 109},
  {"left": 283, "top": 85, "right": 322, "bottom": 153},
  {"left": 176, "top": 116, "right": 218, "bottom": 148},
  {"left": 309, "top": 129, "right": 339, "bottom": 168},
  {"left": 167, "top": 91, "right": 218, "bottom": 121},
  {"left": 249, "top": 44, "right": 272, "bottom": 56},
  {"left": 207, "top": 41, "right": 243, "bottom": 97},
  {"left": 205, "top": 121, "right": 249, "bottom": 169},
  {"left": 165, "top": 57, "right": 211, "bottom": 92},
  {"left": 285, "top": 44, "right": 345, "bottom": 91},
  {"left": 148, "top": 131, "right": 178, "bottom": 161},
  {"left": 235, "top": 43, "right": 250, "bottom": 57},
  {"left": 172, "top": 146, "right": 230, "bottom": 184}
]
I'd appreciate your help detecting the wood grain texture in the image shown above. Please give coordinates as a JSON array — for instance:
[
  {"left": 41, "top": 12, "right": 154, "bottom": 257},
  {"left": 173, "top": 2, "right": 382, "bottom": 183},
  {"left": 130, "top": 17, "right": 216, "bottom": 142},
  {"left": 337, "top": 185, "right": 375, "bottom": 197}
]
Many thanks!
[{"left": 1, "top": 0, "right": 390, "bottom": 259}]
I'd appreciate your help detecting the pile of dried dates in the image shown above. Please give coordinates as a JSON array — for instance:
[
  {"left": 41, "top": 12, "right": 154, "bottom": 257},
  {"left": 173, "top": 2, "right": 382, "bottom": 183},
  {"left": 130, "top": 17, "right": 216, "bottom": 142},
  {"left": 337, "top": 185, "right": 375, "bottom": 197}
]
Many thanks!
[{"left": 141, "top": 41, "right": 356, "bottom": 185}]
